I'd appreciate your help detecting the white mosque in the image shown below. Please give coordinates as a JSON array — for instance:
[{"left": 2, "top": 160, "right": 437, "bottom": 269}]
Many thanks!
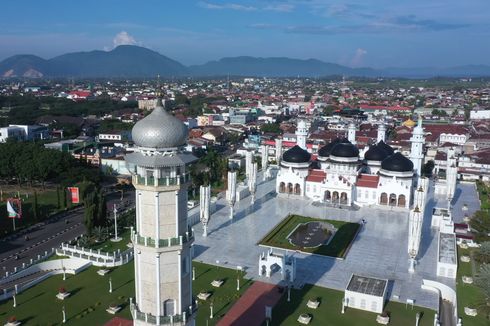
[{"left": 276, "top": 119, "right": 426, "bottom": 209}]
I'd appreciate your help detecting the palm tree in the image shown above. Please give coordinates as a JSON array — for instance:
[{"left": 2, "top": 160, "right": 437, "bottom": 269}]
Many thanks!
[{"left": 475, "top": 264, "right": 490, "bottom": 319}]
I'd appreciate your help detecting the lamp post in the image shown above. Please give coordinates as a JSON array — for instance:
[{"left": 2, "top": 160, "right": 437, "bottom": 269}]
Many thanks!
[
  {"left": 210, "top": 300, "right": 214, "bottom": 319},
  {"left": 62, "top": 305, "right": 66, "bottom": 323},
  {"left": 12, "top": 294, "right": 16, "bottom": 308},
  {"left": 112, "top": 204, "right": 121, "bottom": 242},
  {"left": 109, "top": 277, "right": 113, "bottom": 293}
]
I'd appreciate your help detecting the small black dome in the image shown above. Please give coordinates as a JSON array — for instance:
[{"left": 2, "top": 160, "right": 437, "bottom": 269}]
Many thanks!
[
  {"left": 283, "top": 145, "right": 311, "bottom": 163},
  {"left": 330, "top": 142, "right": 359, "bottom": 158},
  {"left": 381, "top": 152, "right": 414, "bottom": 172},
  {"left": 378, "top": 140, "right": 395, "bottom": 155},
  {"left": 365, "top": 144, "right": 389, "bottom": 161}
]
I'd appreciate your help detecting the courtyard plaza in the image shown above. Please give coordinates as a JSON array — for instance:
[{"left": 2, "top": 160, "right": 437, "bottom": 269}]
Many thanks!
[{"left": 190, "top": 172, "right": 471, "bottom": 312}]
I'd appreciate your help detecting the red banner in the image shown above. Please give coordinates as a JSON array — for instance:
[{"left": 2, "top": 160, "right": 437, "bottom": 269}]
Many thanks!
[{"left": 67, "top": 187, "right": 80, "bottom": 204}]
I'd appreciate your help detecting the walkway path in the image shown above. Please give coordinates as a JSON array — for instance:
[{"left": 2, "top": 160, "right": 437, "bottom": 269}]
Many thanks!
[{"left": 217, "top": 281, "right": 283, "bottom": 326}]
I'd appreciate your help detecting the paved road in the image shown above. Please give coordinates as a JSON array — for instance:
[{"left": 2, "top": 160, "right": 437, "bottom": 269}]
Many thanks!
[{"left": 0, "top": 189, "right": 135, "bottom": 276}]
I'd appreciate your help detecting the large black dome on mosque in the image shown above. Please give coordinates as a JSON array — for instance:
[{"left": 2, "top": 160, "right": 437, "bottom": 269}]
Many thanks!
[
  {"left": 381, "top": 152, "right": 414, "bottom": 172},
  {"left": 317, "top": 138, "right": 351, "bottom": 157},
  {"left": 282, "top": 145, "right": 311, "bottom": 163},
  {"left": 377, "top": 140, "right": 395, "bottom": 155},
  {"left": 364, "top": 144, "right": 390, "bottom": 161},
  {"left": 330, "top": 142, "right": 359, "bottom": 158}
]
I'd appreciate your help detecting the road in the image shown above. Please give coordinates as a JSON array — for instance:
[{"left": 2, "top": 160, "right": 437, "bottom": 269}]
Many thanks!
[{"left": 0, "top": 189, "right": 135, "bottom": 277}]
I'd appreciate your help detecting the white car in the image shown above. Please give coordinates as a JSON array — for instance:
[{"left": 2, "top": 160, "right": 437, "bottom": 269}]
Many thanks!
[{"left": 187, "top": 200, "right": 198, "bottom": 209}]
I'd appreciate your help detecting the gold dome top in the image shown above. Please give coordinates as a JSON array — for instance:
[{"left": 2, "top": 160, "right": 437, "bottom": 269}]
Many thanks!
[{"left": 403, "top": 118, "right": 416, "bottom": 127}]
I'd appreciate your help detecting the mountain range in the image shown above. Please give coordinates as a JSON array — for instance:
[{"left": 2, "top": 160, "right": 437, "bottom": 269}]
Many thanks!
[{"left": 1, "top": 45, "right": 490, "bottom": 78}]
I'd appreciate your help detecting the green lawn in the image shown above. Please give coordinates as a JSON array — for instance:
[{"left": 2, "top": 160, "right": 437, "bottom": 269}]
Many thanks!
[
  {"left": 267, "top": 284, "right": 436, "bottom": 326},
  {"left": 192, "top": 261, "right": 252, "bottom": 325},
  {"left": 259, "top": 214, "right": 360, "bottom": 258},
  {"left": 0, "top": 262, "right": 134, "bottom": 326},
  {"left": 476, "top": 181, "right": 490, "bottom": 210},
  {"left": 0, "top": 189, "right": 76, "bottom": 237},
  {"left": 89, "top": 230, "right": 132, "bottom": 253},
  {"left": 456, "top": 247, "right": 489, "bottom": 325},
  {"left": 0, "top": 260, "right": 251, "bottom": 326}
]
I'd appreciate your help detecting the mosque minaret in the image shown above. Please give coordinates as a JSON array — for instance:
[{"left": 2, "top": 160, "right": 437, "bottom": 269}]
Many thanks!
[{"left": 126, "top": 99, "right": 196, "bottom": 325}]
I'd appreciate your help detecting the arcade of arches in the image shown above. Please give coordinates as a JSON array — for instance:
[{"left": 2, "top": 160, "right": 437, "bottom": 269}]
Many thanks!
[{"left": 379, "top": 192, "right": 406, "bottom": 207}]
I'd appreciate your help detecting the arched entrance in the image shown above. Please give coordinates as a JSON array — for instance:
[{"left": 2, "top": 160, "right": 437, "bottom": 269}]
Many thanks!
[
  {"left": 389, "top": 193, "right": 397, "bottom": 206},
  {"left": 340, "top": 192, "right": 348, "bottom": 204},
  {"left": 324, "top": 190, "right": 331, "bottom": 201},
  {"left": 332, "top": 191, "right": 339, "bottom": 202},
  {"left": 294, "top": 183, "right": 301, "bottom": 195},
  {"left": 380, "top": 193, "right": 388, "bottom": 205},
  {"left": 279, "top": 182, "right": 285, "bottom": 193},
  {"left": 287, "top": 183, "right": 293, "bottom": 194},
  {"left": 398, "top": 194, "right": 406, "bottom": 207}
]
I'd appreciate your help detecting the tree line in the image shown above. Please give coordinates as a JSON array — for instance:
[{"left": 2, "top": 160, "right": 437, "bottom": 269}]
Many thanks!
[{"left": 0, "top": 141, "right": 100, "bottom": 187}]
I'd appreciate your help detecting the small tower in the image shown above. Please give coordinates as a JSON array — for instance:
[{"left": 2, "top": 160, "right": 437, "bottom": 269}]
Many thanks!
[
  {"left": 347, "top": 122, "right": 357, "bottom": 145},
  {"left": 296, "top": 120, "right": 308, "bottom": 150},
  {"left": 409, "top": 116, "right": 425, "bottom": 179},
  {"left": 377, "top": 123, "right": 387, "bottom": 143},
  {"left": 126, "top": 99, "right": 196, "bottom": 325},
  {"left": 446, "top": 147, "right": 458, "bottom": 204}
]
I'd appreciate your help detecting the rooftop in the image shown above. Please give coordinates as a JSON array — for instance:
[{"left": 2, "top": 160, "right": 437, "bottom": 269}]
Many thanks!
[
  {"left": 346, "top": 274, "right": 387, "bottom": 297},
  {"left": 438, "top": 233, "right": 456, "bottom": 264}
]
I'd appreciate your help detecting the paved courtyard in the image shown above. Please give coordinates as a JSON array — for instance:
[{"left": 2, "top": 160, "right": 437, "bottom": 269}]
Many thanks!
[{"left": 191, "top": 173, "right": 475, "bottom": 311}]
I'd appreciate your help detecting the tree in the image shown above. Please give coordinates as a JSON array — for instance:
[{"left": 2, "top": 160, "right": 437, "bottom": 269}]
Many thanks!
[
  {"left": 470, "top": 210, "right": 490, "bottom": 243},
  {"left": 475, "top": 264, "right": 490, "bottom": 309},
  {"left": 422, "top": 160, "right": 435, "bottom": 177},
  {"left": 260, "top": 123, "right": 281, "bottom": 134},
  {"left": 32, "top": 191, "right": 39, "bottom": 222},
  {"left": 56, "top": 187, "right": 61, "bottom": 209},
  {"left": 476, "top": 242, "right": 490, "bottom": 264},
  {"left": 62, "top": 188, "right": 67, "bottom": 209}
]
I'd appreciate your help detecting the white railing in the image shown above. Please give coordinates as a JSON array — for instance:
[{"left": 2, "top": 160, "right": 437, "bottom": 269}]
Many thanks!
[{"left": 57, "top": 243, "right": 134, "bottom": 267}]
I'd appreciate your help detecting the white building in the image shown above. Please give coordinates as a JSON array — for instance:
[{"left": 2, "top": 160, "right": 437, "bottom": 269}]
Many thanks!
[
  {"left": 276, "top": 123, "right": 418, "bottom": 209},
  {"left": 126, "top": 99, "right": 196, "bottom": 325},
  {"left": 344, "top": 274, "right": 387, "bottom": 314},
  {"left": 0, "top": 124, "right": 49, "bottom": 142}
]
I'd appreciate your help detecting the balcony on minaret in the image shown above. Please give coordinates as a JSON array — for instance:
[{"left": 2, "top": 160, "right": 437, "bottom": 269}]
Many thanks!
[
  {"left": 131, "top": 226, "right": 194, "bottom": 249},
  {"left": 132, "top": 172, "right": 190, "bottom": 187}
]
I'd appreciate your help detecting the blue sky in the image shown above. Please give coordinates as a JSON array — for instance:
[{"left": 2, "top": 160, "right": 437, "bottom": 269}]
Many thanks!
[{"left": 1, "top": 0, "right": 489, "bottom": 68}]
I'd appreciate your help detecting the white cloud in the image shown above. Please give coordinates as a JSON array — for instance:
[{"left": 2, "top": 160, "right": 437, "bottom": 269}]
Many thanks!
[
  {"left": 113, "top": 31, "right": 138, "bottom": 47},
  {"left": 265, "top": 4, "right": 295, "bottom": 12},
  {"left": 351, "top": 48, "right": 367, "bottom": 67},
  {"left": 198, "top": 2, "right": 256, "bottom": 11}
]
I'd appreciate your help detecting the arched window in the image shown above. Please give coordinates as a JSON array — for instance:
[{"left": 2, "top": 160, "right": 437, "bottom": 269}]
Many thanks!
[
  {"left": 294, "top": 183, "right": 301, "bottom": 195},
  {"left": 398, "top": 194, "right": 406, "bottom": 207},
  {"left": 380, "top": 193, "right": 388, "bottom": 205},
  {"left": 279, "top": 182, "right": 285, "bottom": 193},
  {"left": 389, "top": 193, "right": 397, "bottom": 206}
]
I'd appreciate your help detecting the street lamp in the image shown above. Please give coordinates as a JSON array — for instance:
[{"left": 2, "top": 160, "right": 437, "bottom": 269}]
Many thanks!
[{"left": 112, "top": 204, "right": 121, "bottom": 242}]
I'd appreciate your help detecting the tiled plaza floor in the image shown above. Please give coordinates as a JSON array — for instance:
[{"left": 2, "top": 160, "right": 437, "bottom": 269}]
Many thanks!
[{"left": 191, "top": 174, "right": 476, "bottom": 310}]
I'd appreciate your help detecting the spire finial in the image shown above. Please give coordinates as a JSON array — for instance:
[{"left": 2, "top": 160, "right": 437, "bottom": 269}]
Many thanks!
[{"left": 417, "top": 114, "right": 422, "bottom": 128}]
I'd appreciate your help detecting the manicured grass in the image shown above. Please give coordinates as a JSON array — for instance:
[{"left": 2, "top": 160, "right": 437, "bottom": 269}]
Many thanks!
[
  {"left": 0, "top": 260, "right": 251, "bottom": 325},
  {"left": 0, "top": 262, "right": 134, "bottom": 326},
  {"left": 456, "top": 247, "right": 489, "bottom": 325},
  {"left": 89, "top": 230, "right": 132, "bottom": 253},
  {"left": 267, "top": 284, "right": 436, "bottom": 326},
  {"left": 192, "top": 261, "right": 252, "bottom": 325},
  {"left": 259, "top": 214, "right": 360, "bottom": 258}
]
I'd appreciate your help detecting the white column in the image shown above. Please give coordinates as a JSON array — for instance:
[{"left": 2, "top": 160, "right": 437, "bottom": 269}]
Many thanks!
[
  {"left": 156, "top": 254, "right": 161, "bottom": 319},
  {"left": 155, "top": 194, "right": 160, "bottom": 242},
  {"left": 178, "top": 251, "right": 182, "bottom": 314},
  {"left": 175, "top": 191, "right": 179, "bottom": 237},
  {"left": 137, "top": 191, "right": 142, "bottom": 233},
  {"left": 136, "top": 251, "right": 142, "bottom": 305}
]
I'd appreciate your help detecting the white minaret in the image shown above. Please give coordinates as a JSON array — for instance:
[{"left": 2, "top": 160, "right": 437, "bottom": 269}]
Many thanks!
[
  {"left": 126, "top": 99, "right": 196, "bottom": 325},
  {"left": 377, "top": 123, "right": 387, "bottom": 143},
  {"left": 199, "top": 185, "right": 211, "bottom": 237},
  {"left": 347, "top": 122, "right": 356, "bottom": 144},
  {"left": 275, "top": 138, "right": 282, "bottom": 164},
  {"left": 409, "top": 116, "right": 425, "bottom": 179},
  {"left": 408, "top": 177, "right": 428, "bottom": 273},
  {"left": 261, "top": 145, "right": 269, "bottom": 181},
  {"left": 227, "top": 171, "right": 237, "bottom": 219},
  {"left": 245, "top": 150, "right": 253, "bottom": 180},
  {"left": 248, "top": 163, "right": 258, "bottom": 204},
  {"left": 296, "top": 120, "right": 308, "bottom": 150},
  {"left": 446, "top": 147, "right": 458, "bottom": 204}
]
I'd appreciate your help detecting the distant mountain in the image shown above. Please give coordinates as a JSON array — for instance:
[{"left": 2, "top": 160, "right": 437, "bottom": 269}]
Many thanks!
[
  {"left": 0, "top": 45, "right": 187, "bottom": 78},
  {"left": 1, "top": 45, "right": 490, "bottom": 78}
]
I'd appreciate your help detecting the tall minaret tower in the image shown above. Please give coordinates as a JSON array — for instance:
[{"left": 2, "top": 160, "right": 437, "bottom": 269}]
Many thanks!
[
  {"left": 296, "top": 120, "right": 308, "bottom": 150},
  {"left": 408, "top": 177, "right": 428, "bottom": 273},
  {"left": 446, "top": 147, "right": 458, "bottom": 204},
  {"left": 377, "top": 123, "right": 387, "bottom": 143},
  {"left": 126, "top": 99, "right": 196, "bottom": 325},
  {"left": 409, "top": 116, "right": 425, "bottom": 179},
  {"left": 347, "top": 122, "right": 357, "bottom": 144}
]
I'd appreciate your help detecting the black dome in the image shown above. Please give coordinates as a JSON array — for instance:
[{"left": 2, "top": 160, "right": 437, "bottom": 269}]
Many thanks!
[
  {"left": 283, "top": 145, "right": 311, "bottom": 163},
  {"left": 330, "top": 142, "right": 359, "bottom": 158},
  {"left": 378, "top": 140, "right": 395, "bottom": 155},
  {"left": 381, "top": 152, "right": 414, "bottom": 172},
  {"left": 318, "top": 138, "right": 351, "bottom": 157},
  {"left": 365, "top": 144, "right": 389, "bottom": 161}
]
